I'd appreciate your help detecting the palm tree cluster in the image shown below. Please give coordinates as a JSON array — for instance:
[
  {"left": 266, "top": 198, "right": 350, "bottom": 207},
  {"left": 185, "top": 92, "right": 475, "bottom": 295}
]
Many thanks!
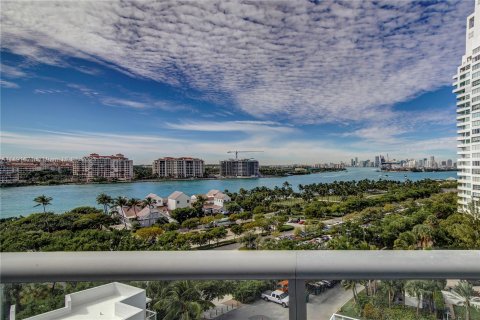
[
  {"left": 153, "top": 281, "right": 214, "bottom": 320},
  {"left": 93, "top": 193, "right": 164, "bottom": 227},
  {"left": 341, "top": 279, "right": 447, "bottom": 319}
]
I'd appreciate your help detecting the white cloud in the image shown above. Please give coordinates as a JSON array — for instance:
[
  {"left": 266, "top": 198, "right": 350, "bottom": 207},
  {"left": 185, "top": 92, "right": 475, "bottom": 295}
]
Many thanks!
[
  {"left": 167, "top": 120, "right": 295, "bottom": 134},
  {"left": 34, "top": 88, "right": 65, "bottom": 94},
  {"left": 0, "top": 131, "right": 182, "bottom": 157},
  {"left": 101, "top": 97, "right": 147, "bottom": 109},
  {"left": 66, "top": 83, "right": 99, "bottom": 97},
  {"left": 0, "top": 80, "right": 19, "bottom": 89},
  {"left": 0, "top": 1, "right": 471, "bottom": 124},
  {"left": 64, "top": 83, "right": 195, "bottom": 111},
  {"left": 1, "top": 63, "right": 27, "bottom": 78},
  {"left": 0, "top": 125, "right": 456, "bottom": 164}
]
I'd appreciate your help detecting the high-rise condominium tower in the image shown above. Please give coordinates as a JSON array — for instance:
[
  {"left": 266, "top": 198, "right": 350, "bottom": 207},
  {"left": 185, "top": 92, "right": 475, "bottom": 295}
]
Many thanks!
[{"left": 454, "top": 1, "right": 480, "bottom": 211}]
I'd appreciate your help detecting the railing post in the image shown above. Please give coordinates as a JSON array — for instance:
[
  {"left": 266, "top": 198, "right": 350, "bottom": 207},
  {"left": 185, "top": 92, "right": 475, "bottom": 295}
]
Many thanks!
[{"left": 288, "top": 279, "right": 306, "bottom": 320}]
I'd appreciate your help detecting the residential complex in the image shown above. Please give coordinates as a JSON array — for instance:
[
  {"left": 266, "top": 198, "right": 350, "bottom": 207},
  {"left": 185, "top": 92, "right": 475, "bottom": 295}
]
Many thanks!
[
  {"left": 454, "top": 1, "right": 480, "bottom": 211},
  {"left": 113, "top": 189, "right": 232, "bottom": 228},
  {"left": 152, "top": 157, "right": 204, "bottom": 178},
  {"left": 0, "top": 158, "right": 73, "bottom": 184},
  {"left": 220, "top": 158, "right": 259, "bottom": 177},
  {"left": 21, "top": 282, "right": 156, "bottom": 320},
  {"left": 73, "top": 153, "right": 133, "bottom": 182}
]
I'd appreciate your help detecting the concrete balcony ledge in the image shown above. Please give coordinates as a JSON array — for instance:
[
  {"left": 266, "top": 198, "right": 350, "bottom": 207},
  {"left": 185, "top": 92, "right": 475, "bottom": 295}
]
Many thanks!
[
  {"left": 1, "top": 251, "right": 479, "bottom": 320},
  {"left": 1, "top": 251, "right": 479, "bottom": 283}
]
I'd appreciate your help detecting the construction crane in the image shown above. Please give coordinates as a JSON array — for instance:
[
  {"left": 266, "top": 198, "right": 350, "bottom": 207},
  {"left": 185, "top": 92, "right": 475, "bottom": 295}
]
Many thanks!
[{"left": 227, "top": 150, "right": 264, "bottom": 160}]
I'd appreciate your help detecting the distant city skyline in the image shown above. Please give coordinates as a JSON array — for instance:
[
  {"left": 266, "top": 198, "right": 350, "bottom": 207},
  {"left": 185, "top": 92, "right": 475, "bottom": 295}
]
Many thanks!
[
  {"left": 1, "top": 153, "right": 456, "bottom": 167},
  {"left": 1, "top": 1, "right": 472, "bottom": 164}
]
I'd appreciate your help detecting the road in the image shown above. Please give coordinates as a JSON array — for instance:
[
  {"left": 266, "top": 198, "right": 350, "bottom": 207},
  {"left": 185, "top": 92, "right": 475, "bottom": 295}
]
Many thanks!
[
  {"left": 213, "top": 217, "right": 343, "bottom": 251},
  {"left": 215, "top": 284, "right": 354, "bottom": 320},
  {"left": 211, "top": 218, "right": 353, "bottom": 318},
  {"left": 213, "top": 241, "right": 242, "bottom": 250}
]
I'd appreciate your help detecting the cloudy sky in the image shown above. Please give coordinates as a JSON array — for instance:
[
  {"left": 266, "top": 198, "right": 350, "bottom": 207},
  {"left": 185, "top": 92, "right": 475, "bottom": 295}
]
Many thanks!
[{"left": 0, "top": 0, "right": 471, "bottom": 164}]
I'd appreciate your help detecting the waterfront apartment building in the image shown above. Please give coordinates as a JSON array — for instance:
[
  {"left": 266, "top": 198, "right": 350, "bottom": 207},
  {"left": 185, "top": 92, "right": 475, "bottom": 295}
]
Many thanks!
[
  {"left": 73, "top": 153, "right": 133, "bottom": 181},
  {"left": 152, "top": 157, "right": 204, "bottom": 178},
  {"left": 0, "top": 160, "right": 18, "bottom": 184},
  {"left": 0, "top": 158, "right": 73, "bottom": 184},
  {"left": 454, "top": 1, "right": 480, "bottom": 211},
  {"left": 220, "top": 158, "right": 259, "bottom": 177}
]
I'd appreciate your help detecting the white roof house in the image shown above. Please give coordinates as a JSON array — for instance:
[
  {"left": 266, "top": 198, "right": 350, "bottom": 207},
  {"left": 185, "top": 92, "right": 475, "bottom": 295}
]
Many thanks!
[
  {"left": 145, "top": 193, "right": 164, "bottom": 206},
  {"left": 167, "top": 191, "right": 191, "bottom": 211},
  {"left": 213, "top": 192, "right": 231, "bottom": 208},
  {"left": 206, "top": 189, "right": 221, "bottom": 199},
  {"left": 24, "top": 282, "right": 156, "bottom": 320}
]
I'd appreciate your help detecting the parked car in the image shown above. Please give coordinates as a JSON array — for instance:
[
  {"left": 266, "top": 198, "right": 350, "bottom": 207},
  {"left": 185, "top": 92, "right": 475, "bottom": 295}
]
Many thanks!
[
  {"left": 288, "top": 217, "right": 300, "bottom": 223},
  {"left": 322, "top": 235, "right": 333, "bottom": 241},
  {"left": 214, "top": 218, "right": 234, "bottom": 227},
  {"left": 261, "top": 290, "right": 289, "bottom": 308}
]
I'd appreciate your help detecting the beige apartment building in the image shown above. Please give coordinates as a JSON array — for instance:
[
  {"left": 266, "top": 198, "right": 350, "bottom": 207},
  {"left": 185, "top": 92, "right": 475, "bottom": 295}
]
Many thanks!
[
  {"left": 152, "top": 157, "right": 204, "bottom": 178},
  {"left": 73, "top": 153, "right": 133, "bottom": 181},
  {"left": 0, "top": 158, "right": 73, "bottom": 184}
]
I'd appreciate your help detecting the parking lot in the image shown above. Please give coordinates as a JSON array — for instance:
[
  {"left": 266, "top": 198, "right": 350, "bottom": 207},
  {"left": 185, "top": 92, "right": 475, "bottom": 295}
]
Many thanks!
[{"left": 216, "top": 283, "right": 355, "bottom": 320}]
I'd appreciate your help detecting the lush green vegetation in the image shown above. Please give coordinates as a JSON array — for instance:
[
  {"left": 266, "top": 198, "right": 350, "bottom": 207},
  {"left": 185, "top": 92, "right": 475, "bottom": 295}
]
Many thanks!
[
  {"left": 3, "top": 178, "right": 479, "bottom": 320},
  {"left": 133, "top": 165, "right": 155, "bottom": 180},
  {"left": 0, "top": 169, "right": 74, "bottom": 187},
  {"left": 3, "top": 279, "right": 273, "bottom": 320},
  {"left": 25, "top": 169, "right": 73, "bottom": 184},
  {"left": 454, "top": 305, "right": 480, "bottom": 320},
  {"left": 338, "top": 279, "right": 480, "bottom": 320}
]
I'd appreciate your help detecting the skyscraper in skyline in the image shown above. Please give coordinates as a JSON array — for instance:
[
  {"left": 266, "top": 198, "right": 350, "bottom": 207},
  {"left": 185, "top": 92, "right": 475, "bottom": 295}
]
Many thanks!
[
  {"left": 454, "top": 1, "right": 480, "bottom": 211},
  {"left": 375, "top": 156, "right": 380, "bottom": 167}
]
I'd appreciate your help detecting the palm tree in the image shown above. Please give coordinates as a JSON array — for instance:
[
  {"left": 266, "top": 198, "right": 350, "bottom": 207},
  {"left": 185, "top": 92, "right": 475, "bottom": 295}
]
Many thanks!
[
  {"left": 154, "top": 280, "right": 214, "bottom": 320},
  {"left": 383, "top": 280, "right": 396, "bottom": 308},
  {"left": 33, "top": 195, "right": 52, "bottom": 213},
  {"left": 143, "top": 197, "right": 156, "bottom": 214},
  {"left": 341, "top": 280, "right": 358, "bottom": 304},
  {"left": 96, "top": 193, "right": 112, "bottom": 215},
  {"left": 454, "top": 280, "right": 475, "bottom": 320},
  {"left": 412, "top": 224, "right": 434, "bottom": 249},
  {"left": 406, "top": 280, "right": 425, "bottom": 316},
  {"left": 127, "top": 198, "right": 142, "bottom": 219},
  {"left": 19, "top": 284, "right": 50, "bottom": 305},
  {"left": 113, "top": 196, "right": 129, "bottom": 227}
]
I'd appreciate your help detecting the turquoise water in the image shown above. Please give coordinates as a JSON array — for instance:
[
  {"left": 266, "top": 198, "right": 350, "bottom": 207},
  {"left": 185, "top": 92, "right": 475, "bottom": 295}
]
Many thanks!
[{"left": 0, "top": 168, "right": 457, "bottom": 218}]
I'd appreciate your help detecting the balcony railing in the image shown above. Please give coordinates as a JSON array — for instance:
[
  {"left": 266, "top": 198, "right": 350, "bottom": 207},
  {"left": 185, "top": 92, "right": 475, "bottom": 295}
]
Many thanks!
[
  {"left": 146, "top": 309, "right": 157, "bottom": 320},
  {"left": 330, "top": 314, "right": 360, "bottom": 320},
  {"left": 1, "top": 250, "right": 479, "bottom": 320}
]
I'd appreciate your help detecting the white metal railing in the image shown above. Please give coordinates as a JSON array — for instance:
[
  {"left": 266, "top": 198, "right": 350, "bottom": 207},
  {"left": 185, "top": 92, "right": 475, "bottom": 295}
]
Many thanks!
[
  {"left": 1, "top": 251, "right": 479, "bottom": 320},
  {"left": 329, "top": 314, "right": 360, "bottom": 320},
  {"left": 146, "top": 309, "right": 157, "bottom": 320}
]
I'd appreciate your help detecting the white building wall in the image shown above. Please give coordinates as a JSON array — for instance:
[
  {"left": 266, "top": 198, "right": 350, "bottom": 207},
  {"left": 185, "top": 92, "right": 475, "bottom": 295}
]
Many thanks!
[
  {"left": 167, "top": 193, "right": 191, "bottom": 211},
  {"left": 455, "top": 1, "right": 480, "bottom": 212}
]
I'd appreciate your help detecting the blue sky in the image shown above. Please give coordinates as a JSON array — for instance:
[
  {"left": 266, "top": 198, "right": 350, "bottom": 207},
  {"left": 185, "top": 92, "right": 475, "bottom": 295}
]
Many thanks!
[{"left": 0, "top": 0, "right": 472, "bottom": 164}]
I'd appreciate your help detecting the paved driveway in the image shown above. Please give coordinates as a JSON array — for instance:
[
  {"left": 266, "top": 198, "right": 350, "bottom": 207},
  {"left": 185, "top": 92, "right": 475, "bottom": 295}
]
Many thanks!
[
  {"left": 216, "top": 298, "right": 288, "bottom": 320},
  {"left": 216, "top": 284, "right": 354, "bottom": 320}
]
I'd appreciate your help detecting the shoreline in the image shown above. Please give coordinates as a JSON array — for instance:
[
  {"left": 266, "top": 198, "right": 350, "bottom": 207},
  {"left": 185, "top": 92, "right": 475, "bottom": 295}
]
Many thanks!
[
  {"left": 380, "top": 169, "right": 458, "bottom": 173},
  {"left": 0, "top": 170, "right": 348, "bottom": 188},
  {"left": 0, "top": 170, "right": 457, "bottom": 218}
]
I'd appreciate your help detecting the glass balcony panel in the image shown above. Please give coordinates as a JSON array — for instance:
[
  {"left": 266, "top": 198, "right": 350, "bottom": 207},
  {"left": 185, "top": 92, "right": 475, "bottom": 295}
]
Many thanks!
[{"left": 4, "top": 278, "right": 479, "bottom": 320}]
